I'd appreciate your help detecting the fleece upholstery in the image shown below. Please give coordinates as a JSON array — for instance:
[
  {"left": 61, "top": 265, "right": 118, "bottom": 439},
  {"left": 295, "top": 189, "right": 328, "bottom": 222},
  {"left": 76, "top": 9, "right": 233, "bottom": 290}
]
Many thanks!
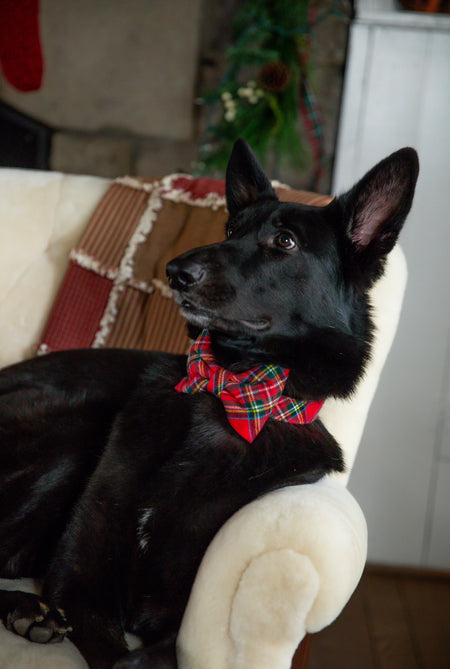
[
  {"left": 0, "top": 168, "right": 109, "bottom": 369},
  {"left": 0, "top": 168, "right": 407, "bottom": 669}
]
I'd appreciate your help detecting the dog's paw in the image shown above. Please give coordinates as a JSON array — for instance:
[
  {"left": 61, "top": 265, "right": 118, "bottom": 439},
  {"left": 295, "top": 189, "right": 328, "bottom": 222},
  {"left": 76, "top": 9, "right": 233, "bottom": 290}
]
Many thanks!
[{"left": 5, "top": 592, "right": 72, "bottom": 644}]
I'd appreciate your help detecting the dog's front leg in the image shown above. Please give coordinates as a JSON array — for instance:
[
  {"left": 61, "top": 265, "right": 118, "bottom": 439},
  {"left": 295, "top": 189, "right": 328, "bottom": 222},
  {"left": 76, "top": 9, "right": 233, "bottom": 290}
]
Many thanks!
[
  {"left": 41, "top": 561, "right": 130, "bottom": 669},
  {"left": 40, "top": 483, "right": 135, "bottom": 668}
]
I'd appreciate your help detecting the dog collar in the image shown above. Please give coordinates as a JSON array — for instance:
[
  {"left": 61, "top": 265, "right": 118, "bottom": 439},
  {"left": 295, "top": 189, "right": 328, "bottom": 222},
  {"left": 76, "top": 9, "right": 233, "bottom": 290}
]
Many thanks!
[{"left": 175, "top": 330, "right": 323, "bottom": 443}]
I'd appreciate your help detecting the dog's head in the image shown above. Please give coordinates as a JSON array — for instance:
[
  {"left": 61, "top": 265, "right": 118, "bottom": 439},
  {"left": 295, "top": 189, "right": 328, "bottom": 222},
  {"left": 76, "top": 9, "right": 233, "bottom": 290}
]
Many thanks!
[{"left": 167, "top": 139, "right": 418, "bottom": 397}]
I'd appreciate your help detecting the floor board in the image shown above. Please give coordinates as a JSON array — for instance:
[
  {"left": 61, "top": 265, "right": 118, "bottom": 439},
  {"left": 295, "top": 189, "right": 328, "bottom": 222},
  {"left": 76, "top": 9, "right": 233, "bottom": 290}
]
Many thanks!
[
  {"left": 306, "top": 565, "right": 450, "bottom": 669},
  {"left": 308, "top": 584, "right": 375, "bottom": 669},
  {"left": 399, "top": 574, "right": 450, "bottom": 669}
]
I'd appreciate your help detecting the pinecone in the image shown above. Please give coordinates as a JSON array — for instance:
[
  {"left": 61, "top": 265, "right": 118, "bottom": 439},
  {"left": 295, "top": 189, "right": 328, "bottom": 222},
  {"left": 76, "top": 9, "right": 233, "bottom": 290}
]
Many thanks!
[{"left": 258, "top": 61, "right": 292, "bottom": 93}]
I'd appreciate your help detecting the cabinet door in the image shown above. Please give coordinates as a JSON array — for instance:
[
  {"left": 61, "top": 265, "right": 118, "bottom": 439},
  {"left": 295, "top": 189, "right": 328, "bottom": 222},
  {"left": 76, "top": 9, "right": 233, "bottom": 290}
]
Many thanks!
[{"left": 333, "top": 20, "right": 450, "bottom": 568}]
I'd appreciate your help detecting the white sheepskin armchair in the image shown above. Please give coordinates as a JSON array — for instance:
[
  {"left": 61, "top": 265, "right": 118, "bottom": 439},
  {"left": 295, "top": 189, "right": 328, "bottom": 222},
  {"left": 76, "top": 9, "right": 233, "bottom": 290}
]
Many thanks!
[{"left": 0, "top": 168, "right": 407, "bottom": 669}]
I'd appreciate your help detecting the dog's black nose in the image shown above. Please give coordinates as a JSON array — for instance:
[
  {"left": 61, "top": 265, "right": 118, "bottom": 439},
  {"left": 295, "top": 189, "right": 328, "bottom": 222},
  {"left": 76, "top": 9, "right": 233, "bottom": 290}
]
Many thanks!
[{"left": 166, "top": 258, "right": 205, "bottom": 290}]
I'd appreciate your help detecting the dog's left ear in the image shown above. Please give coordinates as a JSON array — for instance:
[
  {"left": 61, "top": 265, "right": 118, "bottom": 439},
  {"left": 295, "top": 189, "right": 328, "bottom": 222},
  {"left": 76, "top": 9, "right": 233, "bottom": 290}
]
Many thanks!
[
  {"left": 336, "top": 147, "right": 419, "bottom": 283},
  {"left": 225, "top": 138, "right": 278, "bottom": 218}
]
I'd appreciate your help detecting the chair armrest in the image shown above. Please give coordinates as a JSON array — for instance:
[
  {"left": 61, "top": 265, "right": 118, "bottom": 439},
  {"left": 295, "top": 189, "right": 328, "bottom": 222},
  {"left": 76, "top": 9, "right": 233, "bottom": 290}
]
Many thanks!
[{"left": 177, "top": 478, "right": 367, "bottom": 669}]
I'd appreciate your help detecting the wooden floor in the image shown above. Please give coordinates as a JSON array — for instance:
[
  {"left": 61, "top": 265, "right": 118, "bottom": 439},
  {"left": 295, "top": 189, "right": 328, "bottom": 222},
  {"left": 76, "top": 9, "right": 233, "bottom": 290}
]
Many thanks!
[{"left": 302, "top": 564, "right": 450, "bottom": 669}]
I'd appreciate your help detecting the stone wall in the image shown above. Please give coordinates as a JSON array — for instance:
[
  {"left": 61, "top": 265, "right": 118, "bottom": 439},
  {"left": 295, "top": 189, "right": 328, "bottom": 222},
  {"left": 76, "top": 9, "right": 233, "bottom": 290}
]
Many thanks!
[{"left": 0, "top": 0, "right": 352, "bottom": 193}]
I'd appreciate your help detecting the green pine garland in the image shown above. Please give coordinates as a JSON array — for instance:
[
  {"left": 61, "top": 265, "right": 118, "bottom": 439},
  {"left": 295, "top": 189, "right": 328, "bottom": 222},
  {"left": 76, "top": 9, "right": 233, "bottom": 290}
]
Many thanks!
[{"left": 197, "top": 0, "right": 311, "bottom": 175}]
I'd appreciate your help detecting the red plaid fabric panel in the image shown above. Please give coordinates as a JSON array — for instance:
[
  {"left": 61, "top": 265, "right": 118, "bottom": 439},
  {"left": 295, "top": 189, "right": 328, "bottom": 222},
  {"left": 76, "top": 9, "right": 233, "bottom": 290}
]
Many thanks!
[
  {"left": 39, "top": 263, "right": 114, "bottom": 351},
  {"left": 167, "top": 176, "right": 225, "bottom": 199},
  {"left": 175, "top": 331, "right": 323, "bottom": 442}
]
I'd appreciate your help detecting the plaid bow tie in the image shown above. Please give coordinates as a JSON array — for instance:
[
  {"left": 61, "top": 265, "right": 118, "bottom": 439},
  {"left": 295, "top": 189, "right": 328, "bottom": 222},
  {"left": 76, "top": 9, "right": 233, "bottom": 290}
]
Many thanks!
[{"left": 175, "top": 330, "right": 323, "bottom": 443}]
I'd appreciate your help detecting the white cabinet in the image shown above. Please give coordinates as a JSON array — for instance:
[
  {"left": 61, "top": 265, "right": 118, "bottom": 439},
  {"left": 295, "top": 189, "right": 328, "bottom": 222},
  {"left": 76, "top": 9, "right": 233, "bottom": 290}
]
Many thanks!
[{"left": 333, "top": 1, "right": 450, "bottom": 568}]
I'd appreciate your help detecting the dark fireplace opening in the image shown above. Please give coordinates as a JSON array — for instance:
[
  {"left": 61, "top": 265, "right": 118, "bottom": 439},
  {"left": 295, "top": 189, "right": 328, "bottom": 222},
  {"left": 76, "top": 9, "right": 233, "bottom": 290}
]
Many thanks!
[{"left": 0, "top": 101, "right": 52, "bottom": 170}]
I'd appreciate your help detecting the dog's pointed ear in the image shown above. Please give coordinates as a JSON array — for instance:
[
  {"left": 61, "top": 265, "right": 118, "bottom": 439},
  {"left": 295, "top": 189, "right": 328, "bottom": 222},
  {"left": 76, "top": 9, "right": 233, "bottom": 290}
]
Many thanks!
[
  {"left": 225, "top": 139, "right": 278, "bottom": 218},
  {"left": 337, "top": 147, "right": 419, "bottom": 283}
]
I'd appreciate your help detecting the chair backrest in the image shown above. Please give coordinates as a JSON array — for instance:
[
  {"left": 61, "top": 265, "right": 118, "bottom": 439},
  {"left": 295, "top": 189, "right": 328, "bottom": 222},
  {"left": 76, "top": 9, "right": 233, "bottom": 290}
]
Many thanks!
[{"left": 321, "top": 245, "right": 407, "bottom": 484}]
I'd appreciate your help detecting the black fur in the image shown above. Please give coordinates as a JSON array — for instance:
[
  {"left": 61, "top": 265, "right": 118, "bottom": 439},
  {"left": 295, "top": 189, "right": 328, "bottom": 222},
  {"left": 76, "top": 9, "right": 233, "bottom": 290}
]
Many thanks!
[{"left": 0, "top": 139, "right": 418, "bottom": 668}]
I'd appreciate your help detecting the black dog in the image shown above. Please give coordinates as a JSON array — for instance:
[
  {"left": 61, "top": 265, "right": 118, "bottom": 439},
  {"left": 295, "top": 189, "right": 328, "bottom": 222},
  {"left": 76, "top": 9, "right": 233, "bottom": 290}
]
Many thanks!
[{"left": 0, "top": 140, "right": 418, "bottom": 668}]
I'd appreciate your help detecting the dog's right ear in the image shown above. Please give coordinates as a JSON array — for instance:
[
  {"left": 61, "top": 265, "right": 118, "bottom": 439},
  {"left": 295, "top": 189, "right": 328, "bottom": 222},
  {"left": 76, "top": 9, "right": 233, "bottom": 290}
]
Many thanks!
[{"left": 225, "top": 139, "right": 278, "bottom": 218}]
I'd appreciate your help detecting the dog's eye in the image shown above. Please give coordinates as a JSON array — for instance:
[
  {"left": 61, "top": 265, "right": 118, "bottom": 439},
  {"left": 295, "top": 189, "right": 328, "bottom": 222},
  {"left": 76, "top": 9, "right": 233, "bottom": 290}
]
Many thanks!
[
  {"left": 226, "top": 227, "right": 233, "bottom": 238},
  {"left": 275, "top": 232, "right": 297, "bottom": 250}
]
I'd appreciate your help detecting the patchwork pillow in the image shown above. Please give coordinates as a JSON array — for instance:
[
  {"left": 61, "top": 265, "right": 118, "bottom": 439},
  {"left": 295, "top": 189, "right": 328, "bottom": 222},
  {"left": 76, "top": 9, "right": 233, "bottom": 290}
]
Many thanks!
[{"left": 38, "top": 175, "right": 331, "bottom": 355}]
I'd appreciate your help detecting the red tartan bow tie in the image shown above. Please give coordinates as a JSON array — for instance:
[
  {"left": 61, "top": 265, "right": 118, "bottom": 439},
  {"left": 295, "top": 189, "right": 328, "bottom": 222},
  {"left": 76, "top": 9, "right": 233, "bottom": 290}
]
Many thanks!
[{"left": 175, "top": 330, "right": 324, "bottom": 443}]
